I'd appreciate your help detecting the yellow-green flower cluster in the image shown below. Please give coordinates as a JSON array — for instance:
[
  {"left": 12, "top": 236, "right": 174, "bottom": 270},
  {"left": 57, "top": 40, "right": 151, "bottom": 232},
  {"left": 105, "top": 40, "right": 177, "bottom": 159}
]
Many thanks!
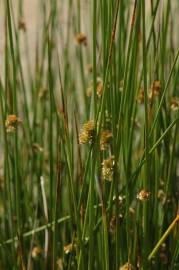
[
  {"left": 79, "top": 120, "right": 95, "bottom": 144},
  {"left": 137, "top": 189, "right": 150, "bottom": 201},
  {"left": 86, "top": 77, "right": 103, "bottom": 98},
  {"left": 100, "top": 130, "right": 113, "bottom": 150},
  {"left": 101, "top": 156, "right": 115, "bottom": 181},
  {"left": 5, "top": 114, "right": 22, "bottom": 133}
]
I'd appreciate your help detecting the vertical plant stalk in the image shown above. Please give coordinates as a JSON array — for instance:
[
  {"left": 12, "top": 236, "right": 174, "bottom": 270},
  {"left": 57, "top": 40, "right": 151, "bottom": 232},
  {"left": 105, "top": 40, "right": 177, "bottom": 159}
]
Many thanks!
[
  {"left": 141, "top": 0, "right": 150, "bottom": 265},
  {"left": 97, "top": 0, "right": 120, "bottom": 130},
  {"left": 52, "top": 136, "right": 62, "bottom": 270},
  {"left": 141, "top": 0, "right": 149, "bottom": 192},
  {"left": 40, "top": 176, "right": 49, "bottom": 263},
  {"left": 6, "top": 4, "right": 25, "bottom": 269},
  {"left": 92, "top": 0, "right": 97, "bottom": 117}
]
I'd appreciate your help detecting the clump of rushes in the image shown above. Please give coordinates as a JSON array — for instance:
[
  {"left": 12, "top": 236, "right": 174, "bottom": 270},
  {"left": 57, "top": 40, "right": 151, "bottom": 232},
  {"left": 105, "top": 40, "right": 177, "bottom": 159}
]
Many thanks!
[
  {"left": 1, "top": 0, "right": 179, "bottom": 269},
  {"left": 137, "top": 189, "right": 151, "bottom": 201},
  {"left": 100, "top": 130, "right": 113, "bottom": 150},
  {"left": 79, "top": 120, "right": 95, "bottom": 144},
  {"left": 75, "top": 33, "right": 87, "bottom": 46},
  {"left": 101, "top": 155, "right": 115, "bottom": 181},
  {"left": 5, "top": 114, "right": 22, "bottom": 133}
]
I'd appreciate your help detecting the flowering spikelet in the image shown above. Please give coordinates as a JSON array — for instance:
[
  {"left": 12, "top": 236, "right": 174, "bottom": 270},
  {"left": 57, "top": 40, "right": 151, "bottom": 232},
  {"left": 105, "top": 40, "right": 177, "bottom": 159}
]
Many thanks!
[
  {"left": 32, "top": 143, "right": 44, "bottom": 153},
  {"left": 86, "top": 77, "right": 103, "bottom": 98},
  {"left": 97, "top": 78, "right": 103, "bottom": 97},
  {"left": 120, "top": 262, "right": 134, "bottom": 270},
  {"left": 137, "top": 88, "right": 144, "bottom": 104},
  {"left": 76, "top": 33, "right": 87, "bottom": 46},
  {"left": 109, "top": 215, "right": 116, "bottom": 234},
  {"left": 64, "top": 243, "right": 76, "bottom": 254},
  {"left": 119, "top": 80, "right": 124, "bottom": 92},
  {"left": 83, "top": 120, "right": 94, "bottom": 132},
  {"left": 102, "top": 156, "right": 115, "bottom": 181},
  {"left": 18, "top": 20, "right": 26, "bottom": 32},
  {"left": 137, "top": 189, "right": 150, "bottom": 201},
  {"left": 100, "top": 130, "right": 113, "bottom": 150},
  {"left": 170, "top": 97, "right": 179, "bottom": 111},
  {"left": 79, "top": 131, "right": 90, "bottom": 144},
  {"left": 5, "top": 114, "right": 22, "bottom": 133},
  {"left": 148, "top": 80, "right": 161, "bottom": 100},
  {"left": 158, "top": 189, "right": 166, "bottom": 204},
  {"left": 79, "top": 120, "right": 95, "bottom": 144},
  {"left": 31, "top": 246, "right": 42, "bottom": 258}
]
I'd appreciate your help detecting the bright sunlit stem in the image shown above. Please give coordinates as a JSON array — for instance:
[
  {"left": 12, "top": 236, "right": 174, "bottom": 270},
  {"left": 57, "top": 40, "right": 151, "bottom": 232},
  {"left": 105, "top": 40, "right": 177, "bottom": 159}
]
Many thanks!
[{"left": 148, "top": 215, "right": 179, "bottom": 260}]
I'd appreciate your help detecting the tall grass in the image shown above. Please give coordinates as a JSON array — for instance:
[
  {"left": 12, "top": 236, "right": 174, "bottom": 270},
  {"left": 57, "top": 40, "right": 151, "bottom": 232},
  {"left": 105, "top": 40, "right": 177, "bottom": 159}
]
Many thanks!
[{"left": 0, "top": 0, "right": 179, "bottom": 269}]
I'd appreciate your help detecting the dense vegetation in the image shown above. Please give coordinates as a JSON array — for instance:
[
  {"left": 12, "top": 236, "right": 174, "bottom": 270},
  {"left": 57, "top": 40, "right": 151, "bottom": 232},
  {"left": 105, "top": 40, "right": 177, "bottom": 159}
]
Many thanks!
[{"left": 0, "top": 0, "right": 179, "bottom": 269}]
